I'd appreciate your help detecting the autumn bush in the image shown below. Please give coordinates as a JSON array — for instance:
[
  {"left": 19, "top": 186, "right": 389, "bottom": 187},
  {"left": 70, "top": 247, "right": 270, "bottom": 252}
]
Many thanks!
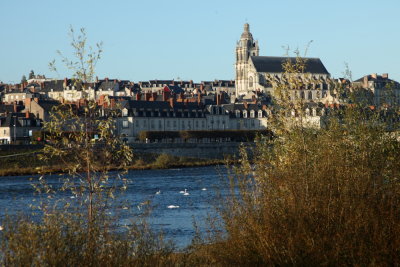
[{"left": 193, "top": 57, "right": 400, "bottom": 265}]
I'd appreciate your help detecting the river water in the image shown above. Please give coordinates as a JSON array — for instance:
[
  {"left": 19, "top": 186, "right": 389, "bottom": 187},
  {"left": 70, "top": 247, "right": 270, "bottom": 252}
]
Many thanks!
[{"left": 0, "top": 166, "right": 229, "bottom": 249}]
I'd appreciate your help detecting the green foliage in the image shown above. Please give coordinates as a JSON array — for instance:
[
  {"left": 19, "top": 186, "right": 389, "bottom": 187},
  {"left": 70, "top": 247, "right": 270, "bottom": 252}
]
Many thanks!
[
  {"left": 153, "top": 153, "right": 174, "bottom": 169},
  {"left": 21, "top": 75, "right": 27, "bottom": 84},
  {"left": 28, "top": 70, "right": 35, "bottom": 79},
  {"left": 49, "top": 26, "right": 102, "bottom": 83}
]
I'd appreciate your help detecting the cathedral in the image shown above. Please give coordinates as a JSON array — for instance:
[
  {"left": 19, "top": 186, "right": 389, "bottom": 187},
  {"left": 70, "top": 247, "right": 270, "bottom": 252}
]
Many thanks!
[{"left": 235, "top": 23, "right": 332, "bottom": 102}]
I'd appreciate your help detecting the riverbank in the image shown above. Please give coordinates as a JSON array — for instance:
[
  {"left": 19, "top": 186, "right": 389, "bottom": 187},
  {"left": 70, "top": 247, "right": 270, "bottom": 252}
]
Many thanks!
[{"left": 0, "top": 149, "right": 232, "bottom": 177}]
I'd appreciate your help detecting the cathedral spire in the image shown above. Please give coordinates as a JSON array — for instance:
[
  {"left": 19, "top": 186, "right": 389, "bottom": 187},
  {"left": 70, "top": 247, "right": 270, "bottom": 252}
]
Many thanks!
[{"left": 241, "top": 23, "right": 253, "bottom": 39}]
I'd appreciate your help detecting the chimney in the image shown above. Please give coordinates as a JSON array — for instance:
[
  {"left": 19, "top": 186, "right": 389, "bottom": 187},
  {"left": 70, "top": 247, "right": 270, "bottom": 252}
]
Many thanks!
[
  {"left": 96, "top": 76, "right": 99, "bottom": 83},
  {"left": 216, "top": 94, "right": 221, "bottom": 105},
  {"left": 25, "top": 111, "right": 30, "bottom": 119},
  {"left": 363, "top": 76, "right": 368, "bottom": 88},
  {"left": 105, "top": 77, "right": 109, "bottom": 82},
  {"left": 162, "top": 90, "right": 170, "bottom": 101},
  {"left": 99, "top": 95, "right": 105, "bottom": 105},
  {"left": 243, "top": 101, "right": 248, "bottom": 109},
  {"left": 371, "top": 73, "right": 377, "bottom": 79},
  {"left": 24, "top": 98, "right": 31, "bottom": 109},
  {"left": 63, "top": 77, "right": 68, "bottom": 87},
  {"left": 13, "top": 101, "right": 17, "bottom": 113},
  {"left": 382, "top": 73, "right": 389, "bottom": 79},
  {"left": 169, "top": 97, "right": 174, "bottom": 108},
  {"left": 197, "top": 93, "right": 202, "bottom": 105},
  {"left": 110, "top": 99, "right": 115, "bottom": 108},
  {"left": 136, "top": 93, "right": 141, "bottom": 101},
  {"left": 145, "top": 92, "right": 151, "bottom": 101}
]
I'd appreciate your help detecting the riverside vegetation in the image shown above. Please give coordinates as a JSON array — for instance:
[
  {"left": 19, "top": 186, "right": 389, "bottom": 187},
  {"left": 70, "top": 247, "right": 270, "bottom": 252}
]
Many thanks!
[{"left": 1, "top": 32, "right": 400, "bottom": 265}]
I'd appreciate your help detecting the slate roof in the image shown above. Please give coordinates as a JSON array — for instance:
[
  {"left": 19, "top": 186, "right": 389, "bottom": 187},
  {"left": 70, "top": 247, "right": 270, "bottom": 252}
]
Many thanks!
[
  {"left": 121, "top": 100, "right": 203, "bottom": 111},
  {"left": 42, "top": 80, "right": 65, "bottom": 92},
  {"left": 37, "top": 100, "right": 61, "bottom": 112},
  {"left": 250, "top": 56, "right": 329, "bottom": 75},
  {"left": 0, "top": 112, "right": 41, "bottom": 128},
  {"left": 354, "top": 74, "right": 400, "bottom": 84},
  {"left": 0, "top": 104, "right": 23, "bottom": 114}
]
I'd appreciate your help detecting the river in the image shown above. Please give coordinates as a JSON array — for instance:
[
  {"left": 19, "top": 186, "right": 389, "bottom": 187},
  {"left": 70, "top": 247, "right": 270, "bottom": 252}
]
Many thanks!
[{"left": 0, "top": 166, "right": 229, "bottom": 249}]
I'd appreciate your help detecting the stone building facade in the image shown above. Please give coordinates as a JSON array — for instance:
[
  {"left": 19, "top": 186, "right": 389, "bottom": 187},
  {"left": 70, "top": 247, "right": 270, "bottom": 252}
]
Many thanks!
[{"left": 235, "top": 23, "right": 331, "bottom": 103}]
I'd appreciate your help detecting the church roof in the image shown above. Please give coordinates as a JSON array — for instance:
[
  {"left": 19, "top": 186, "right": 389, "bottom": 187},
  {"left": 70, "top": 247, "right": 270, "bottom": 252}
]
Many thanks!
[{"left": 250, "top": 56, "right": 329, "bottom": 75}]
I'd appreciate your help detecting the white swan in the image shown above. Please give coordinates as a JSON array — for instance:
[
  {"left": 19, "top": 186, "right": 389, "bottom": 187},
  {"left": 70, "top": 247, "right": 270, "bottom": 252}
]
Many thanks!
[
  {"left": 183, "top": 189, "right": 189, "bottom": 196},
  {"left": 156, "top": 190, "right": 161, "bottom": 195},
  {"left": 167, "top": 205, "right": 179, "bottom": 209},
  {"left": 201, "top": 188, "right": 207, "bottom": 191},
  {"left": 179, "top": 190, "right": 185, "bottom": 194}
]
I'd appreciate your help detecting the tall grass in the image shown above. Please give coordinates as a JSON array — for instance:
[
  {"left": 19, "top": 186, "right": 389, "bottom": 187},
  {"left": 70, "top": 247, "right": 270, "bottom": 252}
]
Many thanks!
[
  {"left": 199, "top": 104, "right": 400, "bottom": 265},
  {"left": 1, "top": 211, "right": 176, "bottom": 266}
]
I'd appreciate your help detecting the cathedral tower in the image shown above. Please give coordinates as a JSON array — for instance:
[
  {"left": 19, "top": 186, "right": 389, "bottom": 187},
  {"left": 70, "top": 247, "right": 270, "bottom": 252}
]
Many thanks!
[{"left": 235, "top": 23, "right": 259, "bottom": 96}]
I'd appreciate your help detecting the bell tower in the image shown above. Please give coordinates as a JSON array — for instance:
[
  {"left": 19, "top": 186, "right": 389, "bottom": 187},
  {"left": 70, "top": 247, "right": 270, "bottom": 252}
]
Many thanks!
[{"left": 235, "top": 23, "right": 259, "bottom": 96}]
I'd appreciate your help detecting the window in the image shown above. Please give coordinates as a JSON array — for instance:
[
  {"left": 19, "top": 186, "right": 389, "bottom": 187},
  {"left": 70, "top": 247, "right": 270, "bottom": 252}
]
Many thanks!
[
  {"left": 243, "top": 111, "right": 247, "bottom": 118},
  {"left": 122, "top": 120, "right": 129, "bottom": 128},
  {"left": 258, "top": 110, "right": 263, "bottom": 118},
  {"left": 249, "top": 76, "right": 253, "bottom": 88},
  {"left": 235, "top": 110, "right": 241, "bottom": 118},
  {"left": 122, "top": 109, "right": 128, "bottom": 116},
  {"left": 250, "top": 110, "right": 255, "bottom": 118}
]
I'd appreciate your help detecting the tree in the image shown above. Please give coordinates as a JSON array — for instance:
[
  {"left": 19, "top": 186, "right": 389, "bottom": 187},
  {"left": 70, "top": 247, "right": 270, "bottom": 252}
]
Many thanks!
[
  {"left": 42, "top": 26, "right": 132, "bottom": 225},
  {"left": 28, "top": 70, "right": 35, "bottom": 79},
  {"left": 21, "top": 75, "right": 27, "bottom": 84}
]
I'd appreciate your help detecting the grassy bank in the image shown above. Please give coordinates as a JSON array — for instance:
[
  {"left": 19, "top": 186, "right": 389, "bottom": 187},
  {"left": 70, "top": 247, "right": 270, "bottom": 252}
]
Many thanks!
[{"left": 0, "top": 149, "right": 230, "bottom": 177}]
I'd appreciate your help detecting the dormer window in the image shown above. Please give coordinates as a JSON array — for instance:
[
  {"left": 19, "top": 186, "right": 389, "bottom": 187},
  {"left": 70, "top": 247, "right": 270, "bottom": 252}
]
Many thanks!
[
  {"left": 235, "top": 110, "right": 241, "bottom": 118},
  {"left": 258, "top": 110, "right": 263, "bottom": 118},
  {"left": 250, "top": 110, "right": 255, "bottom": 118},
  {"left": 243, "top": 110, "right": 248, "bottom": 118},
  {"left": 122, "top": 109, "right": 128, "bottom": 117}
]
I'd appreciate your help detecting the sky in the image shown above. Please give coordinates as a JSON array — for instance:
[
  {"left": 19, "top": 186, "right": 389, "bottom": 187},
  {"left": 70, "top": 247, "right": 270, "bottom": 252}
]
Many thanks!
[{"left": 1, "top": 0, "right": 399, "bottom": 84}]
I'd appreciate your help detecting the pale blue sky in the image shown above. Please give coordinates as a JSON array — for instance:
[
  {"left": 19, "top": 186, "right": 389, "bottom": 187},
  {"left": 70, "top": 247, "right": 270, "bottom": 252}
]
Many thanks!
[{"left": 1, "top": 0, "right": 399, "bottom": 84}]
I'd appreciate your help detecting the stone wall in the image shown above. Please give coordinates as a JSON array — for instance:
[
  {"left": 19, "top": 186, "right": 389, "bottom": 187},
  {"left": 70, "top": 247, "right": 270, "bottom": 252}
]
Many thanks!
[{"left": 131, "top": 142, "right": 252, "bottom": 159}]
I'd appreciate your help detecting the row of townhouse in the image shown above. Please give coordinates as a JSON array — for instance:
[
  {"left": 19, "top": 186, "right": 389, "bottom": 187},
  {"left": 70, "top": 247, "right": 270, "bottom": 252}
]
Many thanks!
[
  {"left": 117, "top": 99, "right": 323, "bottom": 143},
  {"left": 1, "top": 78, "right": 236, "bottom": 104}
]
